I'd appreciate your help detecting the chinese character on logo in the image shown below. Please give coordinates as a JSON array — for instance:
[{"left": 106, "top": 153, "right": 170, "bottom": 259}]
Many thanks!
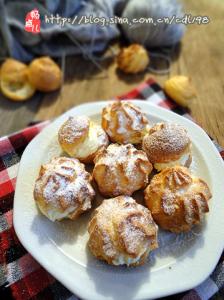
[{"left": 24, "top": 8, "right": 41, "bottom": 34}]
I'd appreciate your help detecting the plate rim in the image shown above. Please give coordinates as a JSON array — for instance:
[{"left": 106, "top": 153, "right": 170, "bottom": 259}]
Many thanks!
[{"left": 14, "top": 100, "right": 224, "bottom": 300}]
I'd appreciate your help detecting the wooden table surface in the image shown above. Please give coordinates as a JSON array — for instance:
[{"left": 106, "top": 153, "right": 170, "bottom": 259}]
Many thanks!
[{"left": 0, "top": 0, "right": 224, "bottom": 147}]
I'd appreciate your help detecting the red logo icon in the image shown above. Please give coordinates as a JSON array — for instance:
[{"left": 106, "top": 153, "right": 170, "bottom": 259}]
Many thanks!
[{"left": 24, "top": 8, "right": 41, "bottom": 34}]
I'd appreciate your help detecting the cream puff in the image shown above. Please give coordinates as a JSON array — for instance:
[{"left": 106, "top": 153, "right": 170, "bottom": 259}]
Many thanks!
[
  {"left": 28, "top": 56, "right": 62, "bottom": 92},
  {"left": 58, "top": 116, "right": 109, "bottom": 163},
  {"left": 34, "top": 157, "right": 95, "bottom": 221},
  {"left": 144, "top": 166, "right": 212, "bottom": 233},
  {"left": 117, "top": 44, "right": 150, "bottom": 74},
  {"left": 0, "top": 58, "right": 35, "bottom": 101},
  {"left": 142, "top": 122, "right": 192, "bottom": 171},
  {"left": 102, "top": 101, "right": 149, "bottom": 144},
  {"left": 88, "top": 196, "right": 158, "bottom": 266},
  {"left": 93, "top": 143, "right": 153, "bottom": 197}
]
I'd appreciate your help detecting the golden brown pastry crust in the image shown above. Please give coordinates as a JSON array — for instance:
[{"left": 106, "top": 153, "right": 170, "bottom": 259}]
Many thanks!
[
  {"left": 142, "top": 122, "right": 191, "bottom": 165},
  {"left": 144, "top": 166, "right": 212, "bottom": 233},
  {"left": 117, "top": 44, "right": 149, "bottom": 74},
  {"left": 88, "top": 196, "right": 158, "bottom": 266},
  {"left": 93, "top": 143, "right": 153, "bottom": 197},
  {"left": 0, "top": 58, "right": 35, "bottom": 101},
  {"left": 58, "top": 116, "right": 109, "bottom": 163},
  {"left": 164, "top": 76, "right": 197, "bottom": 107},
  {"left": 28, "top": 56, "right": 62, "bottom": 92},
  {"left": 102, "top": 101, "right": 149, "bottom": 144},
  {"left": 34, "top": 157, "right": 95, "bottom": 221}
]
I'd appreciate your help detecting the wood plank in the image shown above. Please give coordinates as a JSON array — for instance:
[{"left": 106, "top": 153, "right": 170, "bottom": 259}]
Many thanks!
[{"left": 0, "top": 92, "right": 42, "bottom": 136}]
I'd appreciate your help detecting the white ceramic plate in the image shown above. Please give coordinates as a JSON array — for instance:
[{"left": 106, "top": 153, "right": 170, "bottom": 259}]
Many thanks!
[{"left": 14, "top": 101, "right": 224, "bottom": 300}]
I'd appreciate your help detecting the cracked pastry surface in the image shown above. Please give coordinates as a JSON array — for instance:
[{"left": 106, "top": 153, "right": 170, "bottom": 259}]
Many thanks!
[
  {"left": 102, "top": 101, "right": 149, "bottom": 144},
  {"left": 93, "top": 143, "right": 153, "bottom": 197},
  {"left": 142, "top": 122, "right": 192, "bottom": 171},
  {"left": 88, "top": 196, "right": 158, "bottom": 266},
  {"left": 34, "top": 157, "right": 95, "bottom": 221},
  {"left": 144, "top": 166, "right": 212, "bottom": 233},
  {"left": 58, "top": 116, "right": 109, "bottom": 163}
]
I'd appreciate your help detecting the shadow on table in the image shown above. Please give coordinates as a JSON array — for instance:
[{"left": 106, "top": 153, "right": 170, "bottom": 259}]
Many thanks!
[
  {"left": 63, "top": 53, "right": 115, "bottom": 82},
  {"left": 153, "top": 221, "right": 206, "bottom": 261}
]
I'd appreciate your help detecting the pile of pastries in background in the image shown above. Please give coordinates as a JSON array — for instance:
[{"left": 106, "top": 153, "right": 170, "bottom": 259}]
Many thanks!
[
  {"left": 34, "top": 101, "right": 212, "bottom": 267},
  {"left": 0, "top": 56, "right": 62, "bottom": 101},
  {"left": 0, "top": 44, "right": 196, "bottom": 108}
]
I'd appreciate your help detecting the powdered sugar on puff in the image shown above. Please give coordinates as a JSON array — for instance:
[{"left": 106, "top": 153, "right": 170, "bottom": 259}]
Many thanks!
[
  {"left": 58, "top": 116, "right": 89, "bottom": 144},
  {"left": 93, "top": 144, "right": 152, "bottom": 197},
  {"left": 143, "top": 122, "right": 191, "bottom": 164},
  {"left": 88, "top": 196, "right": 158, "bottom": 266},
  {"left": 102, "top": 101, "right": 149, "bottom": 144},
  {"left": 34, "top": 157, "right": 95, "bottom": 221}
]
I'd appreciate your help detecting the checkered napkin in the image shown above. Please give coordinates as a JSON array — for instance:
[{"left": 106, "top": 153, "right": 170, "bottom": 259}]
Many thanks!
[{"left": 0, "top": 78, "right": 224, "bottom": 300}]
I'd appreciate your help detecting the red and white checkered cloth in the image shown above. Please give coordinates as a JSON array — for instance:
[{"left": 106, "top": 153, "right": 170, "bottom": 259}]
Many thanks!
[{"left": 0, "top": 78, "right": 224, "bottom": 300}]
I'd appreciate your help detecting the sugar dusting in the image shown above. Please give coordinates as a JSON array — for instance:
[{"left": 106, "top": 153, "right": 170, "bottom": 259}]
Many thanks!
[
  {"left": 34, "top": 157, "right": 95, "bottom": 213},
  {"left": 123, "top": 105, "right": 143, "bottom": 130},
  {"left": 88, "top": 196, "right": 158, "bottom": 266},
  {"left": 102, "top": 232, "right": 117, "bottom": 258},
  {"left": 159, "top": 168, "right": 210, "bottom": 229},
  {"left": 117, "top": 112, "right": 128, "bottom": 134},
  {"left": 94, "top": 144, "right": 151, "bottom": 195},
  {"left": 30, "top": 112, "right": 211, "bottom": 270},
  {"left": 103, "top": 101, "right": 148, "bottom": 141},
  {"left": 162, "top": 192, "right": 176, "bottom": 215},
  {"left": 144, "top": 123, "right": 190, "bottom": 157},
  {"left": 121, "top": 220, "right": 146, "bottom": 254},
  {"left": 58, "top": 116, "right": 89, "bottom": 144},
  {"left": 183, "top": 199, "right": 195, "bottom": 225},
  {"left": 184, "top": 194, "right": 208, "bottom": 225}
]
